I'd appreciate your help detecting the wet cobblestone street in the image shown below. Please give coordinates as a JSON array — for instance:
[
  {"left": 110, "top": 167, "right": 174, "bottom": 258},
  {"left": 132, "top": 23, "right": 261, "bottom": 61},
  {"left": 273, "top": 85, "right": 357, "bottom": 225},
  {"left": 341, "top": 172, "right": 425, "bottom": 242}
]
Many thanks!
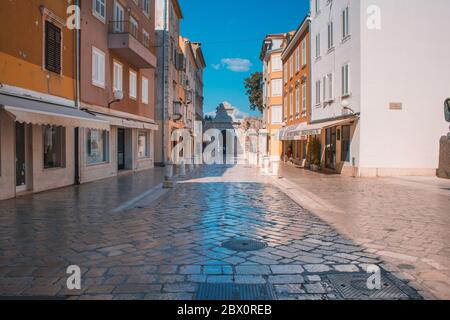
[{"left": 0, "top": 165, "right": 424, "bottom": 300}]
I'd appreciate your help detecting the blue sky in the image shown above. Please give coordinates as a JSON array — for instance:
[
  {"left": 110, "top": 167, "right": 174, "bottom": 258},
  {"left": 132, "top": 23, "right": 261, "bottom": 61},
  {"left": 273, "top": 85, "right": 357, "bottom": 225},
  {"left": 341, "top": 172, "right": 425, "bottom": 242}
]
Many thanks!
[{"left": 179, "top": 0, "right": 310, "bottom": 117}]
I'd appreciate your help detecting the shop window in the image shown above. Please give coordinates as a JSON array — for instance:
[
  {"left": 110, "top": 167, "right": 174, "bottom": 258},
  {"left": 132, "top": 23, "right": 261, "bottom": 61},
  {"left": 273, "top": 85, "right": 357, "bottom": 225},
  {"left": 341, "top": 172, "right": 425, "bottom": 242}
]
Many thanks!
[
  {"left": 86, "top": 129, "right": 109, "bottom": 165},
  {"left": 138, "top": 131, "right": 149, "bottom": 158},
  {"left": 341, "top": 125, "right": 351, "bottom": 162},
  {"left": 43, "top": 126, "right": 65, "bottom": 169}
]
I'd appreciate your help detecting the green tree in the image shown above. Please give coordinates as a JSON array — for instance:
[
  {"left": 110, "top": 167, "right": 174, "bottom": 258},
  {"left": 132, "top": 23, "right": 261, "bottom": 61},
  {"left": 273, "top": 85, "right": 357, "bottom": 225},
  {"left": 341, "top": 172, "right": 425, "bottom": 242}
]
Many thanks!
[{"left": 244, "top": 72, "right": 264, "bottom": 113}]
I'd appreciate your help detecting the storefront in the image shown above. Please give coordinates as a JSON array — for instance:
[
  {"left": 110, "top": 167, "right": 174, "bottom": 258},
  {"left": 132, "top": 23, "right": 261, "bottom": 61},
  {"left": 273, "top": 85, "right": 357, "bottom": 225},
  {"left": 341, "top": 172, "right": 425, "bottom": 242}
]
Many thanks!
[
  {"left": 0, "top": 94, "right": 108, "bottom": 200},
  {"left": 278, "top": 116, "right": 358, "bottom": 175},
  {"left": 79, "top": 112, "right": 157, "bottom": 183}
]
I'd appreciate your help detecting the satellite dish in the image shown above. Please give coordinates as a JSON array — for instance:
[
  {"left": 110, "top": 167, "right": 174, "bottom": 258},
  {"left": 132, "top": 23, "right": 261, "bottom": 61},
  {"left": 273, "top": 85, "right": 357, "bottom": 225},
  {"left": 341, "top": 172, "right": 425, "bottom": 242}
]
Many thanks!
[{"left": 114, "top": 90, "right": 124, "bottom": 101}]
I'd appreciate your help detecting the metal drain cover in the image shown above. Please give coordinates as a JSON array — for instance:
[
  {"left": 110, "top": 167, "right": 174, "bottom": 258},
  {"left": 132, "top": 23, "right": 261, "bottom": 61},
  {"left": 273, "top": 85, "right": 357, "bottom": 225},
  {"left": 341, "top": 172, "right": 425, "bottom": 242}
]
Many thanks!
[
  {"left": 327, "top": 273, "right": 410, "bottom": 300},
  {"left": 222, "top": 239, "right": 267, "bottom": 252},
  {"left": 196, "top": 284, "right": 277, "bottom": 300}
]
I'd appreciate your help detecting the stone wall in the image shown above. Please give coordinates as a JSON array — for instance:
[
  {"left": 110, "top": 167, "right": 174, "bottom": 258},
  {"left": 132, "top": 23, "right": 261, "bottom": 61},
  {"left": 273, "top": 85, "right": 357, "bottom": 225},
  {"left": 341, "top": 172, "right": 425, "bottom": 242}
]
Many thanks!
[{"left": 437, "top": 136, "right": 450, "bottom": 179}]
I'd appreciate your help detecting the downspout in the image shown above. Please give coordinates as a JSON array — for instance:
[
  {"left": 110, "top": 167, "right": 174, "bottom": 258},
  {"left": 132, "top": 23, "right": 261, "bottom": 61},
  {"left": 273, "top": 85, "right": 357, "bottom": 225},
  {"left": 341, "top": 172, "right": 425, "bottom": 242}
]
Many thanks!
[
  {"left": 74, "top": 0, "right": 81, "bottom": 184},
  {"left": 161, "top": 0, "right": 168, "bottom": 165}
]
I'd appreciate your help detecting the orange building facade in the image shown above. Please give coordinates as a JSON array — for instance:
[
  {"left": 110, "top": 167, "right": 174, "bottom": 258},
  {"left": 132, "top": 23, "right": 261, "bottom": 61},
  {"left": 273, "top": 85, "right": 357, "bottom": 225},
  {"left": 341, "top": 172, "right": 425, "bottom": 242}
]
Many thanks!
[
  {"left": 0, "top": 0, "right": 108, "bottom": 200},
  {"left": 260, "top": 34, "right": 289, "bottom": 160},
  {"left": 280, "top": 17, "right": 311, "bottom": 165}
]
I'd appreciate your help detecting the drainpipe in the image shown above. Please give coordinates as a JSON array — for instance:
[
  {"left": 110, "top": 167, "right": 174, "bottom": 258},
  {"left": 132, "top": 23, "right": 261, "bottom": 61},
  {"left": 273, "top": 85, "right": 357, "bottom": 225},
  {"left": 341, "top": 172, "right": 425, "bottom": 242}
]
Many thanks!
[
  {"left": 74, "top": 0, "right": 81, "bottom": 185},
  {"left": 161, "top": 0, "right": 168, "bottom": 165}
]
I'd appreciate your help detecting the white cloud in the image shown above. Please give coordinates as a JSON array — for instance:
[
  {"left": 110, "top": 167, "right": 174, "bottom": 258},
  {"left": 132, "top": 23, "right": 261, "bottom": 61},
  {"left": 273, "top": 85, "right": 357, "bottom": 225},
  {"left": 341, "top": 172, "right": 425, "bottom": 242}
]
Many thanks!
[{"left": 220, "top": 58, "right": 252, "bottom": 72}]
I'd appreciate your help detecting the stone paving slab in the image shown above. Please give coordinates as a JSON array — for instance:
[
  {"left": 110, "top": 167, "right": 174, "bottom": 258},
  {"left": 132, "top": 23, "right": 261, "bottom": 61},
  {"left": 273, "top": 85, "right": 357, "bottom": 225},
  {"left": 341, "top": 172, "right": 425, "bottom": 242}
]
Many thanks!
[
  {"left": 276, "top": 163, "right": 450, "bottom": 299},
  {"left": 0, "top": 165, "right": 423, "bottom": 300}
]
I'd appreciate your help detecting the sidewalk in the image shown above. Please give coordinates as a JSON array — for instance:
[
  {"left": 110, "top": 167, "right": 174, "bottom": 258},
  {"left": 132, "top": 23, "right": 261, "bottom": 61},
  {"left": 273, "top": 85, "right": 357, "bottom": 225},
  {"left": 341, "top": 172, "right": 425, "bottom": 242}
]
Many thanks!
[
  {"left": 0, "top": 167, "right": 166, "bottom": 215},
  {"left": 270, "top": 162, "right": 450, "bottom": 299}
]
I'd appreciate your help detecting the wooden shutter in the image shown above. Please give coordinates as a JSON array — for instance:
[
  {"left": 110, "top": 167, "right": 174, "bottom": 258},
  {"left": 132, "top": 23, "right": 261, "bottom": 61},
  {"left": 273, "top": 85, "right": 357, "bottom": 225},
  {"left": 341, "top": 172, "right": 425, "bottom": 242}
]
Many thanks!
[{"left": 45, "top": 21, "right": 62, "bottom": 74}]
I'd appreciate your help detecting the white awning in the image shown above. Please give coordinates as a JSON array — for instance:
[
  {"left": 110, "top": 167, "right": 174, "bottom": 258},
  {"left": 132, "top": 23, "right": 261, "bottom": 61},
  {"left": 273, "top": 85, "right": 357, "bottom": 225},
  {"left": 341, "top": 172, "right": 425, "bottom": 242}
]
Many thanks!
[
  {"left": 96, "top": 114, "right": 158, "bottom": 131},
  {"left": 0, "top": 94, "right": 109, "bottom": 131},
  {"left": 278, "top": 117, "right": 357, "bottom": 141}
]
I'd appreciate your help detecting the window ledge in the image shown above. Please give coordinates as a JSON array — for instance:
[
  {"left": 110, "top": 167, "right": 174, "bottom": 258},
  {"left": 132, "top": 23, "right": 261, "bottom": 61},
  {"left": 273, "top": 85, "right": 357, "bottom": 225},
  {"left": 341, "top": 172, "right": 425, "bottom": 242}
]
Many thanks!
[
  {"left": 341, "top": 35, "right": 351, "bottom": 44},
  {"left": 315, "top": 56, "right": 322, "bottom": 62},
  {"left": 327, "top": 47, "right": 335, "bottom": 54},
  {"left": 341, "top": 94, "right": 351, "bottom": 99},
  {"left": 92, "top": 11, "right": 106, "bottom": 24}
]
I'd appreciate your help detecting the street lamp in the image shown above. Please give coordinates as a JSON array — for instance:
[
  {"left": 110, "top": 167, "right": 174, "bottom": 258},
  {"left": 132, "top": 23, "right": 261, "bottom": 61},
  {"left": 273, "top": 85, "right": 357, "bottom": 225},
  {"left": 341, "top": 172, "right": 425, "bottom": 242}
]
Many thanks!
[
  {"left": 445, "top": 98, "right": 450, "bottom": 122},
  {"left": 108, "top": 90, "right": 123, "bottom": 108}
]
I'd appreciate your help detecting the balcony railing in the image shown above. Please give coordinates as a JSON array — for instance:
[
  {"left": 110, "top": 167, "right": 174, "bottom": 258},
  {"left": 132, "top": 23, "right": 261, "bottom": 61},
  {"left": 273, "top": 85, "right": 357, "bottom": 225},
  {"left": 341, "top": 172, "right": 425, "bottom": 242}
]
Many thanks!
[
  {"left": 108, "top": 21, "right": 151, "bottom": 50},
  {"left": 108, "top": 20, "right": 156, "bottom": 69}
]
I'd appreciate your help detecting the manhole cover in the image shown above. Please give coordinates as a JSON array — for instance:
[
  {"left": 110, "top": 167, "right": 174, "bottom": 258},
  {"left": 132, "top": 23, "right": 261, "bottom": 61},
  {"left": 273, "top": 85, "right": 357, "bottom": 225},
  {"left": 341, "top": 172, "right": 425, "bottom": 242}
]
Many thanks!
[
  {"left": 196, "top": 284, "right": 277, "bottom": 300},
  {"left": 327, "top": 273, "right": 410, "bottom": 300},
  {"left": 222, "top": 239, "right": 267, "bottom": 252}
]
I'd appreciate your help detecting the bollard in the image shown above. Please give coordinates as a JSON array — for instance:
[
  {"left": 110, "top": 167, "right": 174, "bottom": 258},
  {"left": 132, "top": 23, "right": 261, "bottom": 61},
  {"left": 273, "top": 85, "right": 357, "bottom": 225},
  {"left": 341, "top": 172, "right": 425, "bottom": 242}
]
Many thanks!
[
  {"left": 179, "top": 160, "right": 186, "bottom": 177},
  {"left": 271, "top": 159, "right": 280, "bottom": 177},
  {"left": 263, "top": 156, "right": 271, "bottom": 175},
  {"left": 163, "top": 161, "right": 174, "bottom": 188}
]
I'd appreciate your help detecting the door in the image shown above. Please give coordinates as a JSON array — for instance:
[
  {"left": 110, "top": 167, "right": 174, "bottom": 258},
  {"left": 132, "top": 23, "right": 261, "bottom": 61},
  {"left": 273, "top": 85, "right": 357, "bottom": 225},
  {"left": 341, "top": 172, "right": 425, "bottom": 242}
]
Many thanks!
[
  {"left": 117, "top": 128, "right": 125, "bottom": 170},
  {"left": 114, "top": 2, "right": 124, "bottom": 32},
  {"left": 15, "top": 123, "right": 27, "bottom": 191},
  {"left": 325, "top": 127, "right": 337, "bottom": 170}
]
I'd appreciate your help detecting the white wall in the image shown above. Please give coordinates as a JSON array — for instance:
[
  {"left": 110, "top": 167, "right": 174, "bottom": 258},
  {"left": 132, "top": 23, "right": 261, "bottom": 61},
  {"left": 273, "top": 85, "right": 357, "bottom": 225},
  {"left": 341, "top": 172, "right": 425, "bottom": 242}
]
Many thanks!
[
  {"left": 359, "top": 0, "right": 450, "bottom": 172},
  {"left": 310, "top": 0, "right": 362, "bottom": 168}
]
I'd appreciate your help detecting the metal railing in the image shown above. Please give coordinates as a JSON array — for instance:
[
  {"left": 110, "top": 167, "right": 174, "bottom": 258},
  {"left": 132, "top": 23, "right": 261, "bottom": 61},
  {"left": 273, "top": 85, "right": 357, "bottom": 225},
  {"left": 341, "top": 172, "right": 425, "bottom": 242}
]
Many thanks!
[{"left": 108, "top": 21, "right": 151, "bottom": 50}]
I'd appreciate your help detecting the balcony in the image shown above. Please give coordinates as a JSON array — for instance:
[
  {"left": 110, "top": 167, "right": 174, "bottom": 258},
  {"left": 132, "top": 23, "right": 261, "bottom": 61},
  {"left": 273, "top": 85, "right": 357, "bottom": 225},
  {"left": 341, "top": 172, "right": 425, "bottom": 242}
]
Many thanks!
[{"left": 108, "top": 21, "right": 156, "bottom": 69}]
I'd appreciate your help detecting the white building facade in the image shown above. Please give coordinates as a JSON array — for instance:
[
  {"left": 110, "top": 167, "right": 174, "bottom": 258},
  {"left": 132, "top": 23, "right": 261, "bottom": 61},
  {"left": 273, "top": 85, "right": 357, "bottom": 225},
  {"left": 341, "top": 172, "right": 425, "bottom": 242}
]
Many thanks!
[{"left": 310, "top": 0, "right": 450, "bottom": 177}]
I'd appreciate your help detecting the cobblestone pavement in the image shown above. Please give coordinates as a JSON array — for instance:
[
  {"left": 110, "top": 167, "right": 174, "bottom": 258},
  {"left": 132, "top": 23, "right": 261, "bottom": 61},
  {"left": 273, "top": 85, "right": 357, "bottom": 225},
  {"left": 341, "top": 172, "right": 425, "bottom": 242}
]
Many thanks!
[
  {"left": 0, "top": 164, "right": 423, "bottom": 300},
  {"left": 276, "top": 163, "right": 450, "bottom": 299}
]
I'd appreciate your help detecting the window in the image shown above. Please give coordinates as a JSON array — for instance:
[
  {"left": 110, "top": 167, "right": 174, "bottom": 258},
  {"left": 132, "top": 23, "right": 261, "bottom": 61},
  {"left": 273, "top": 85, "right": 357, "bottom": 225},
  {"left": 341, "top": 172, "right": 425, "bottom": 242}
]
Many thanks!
[
  {"left": 342, "top": 64, "right": 350, "bottom": 96},
  {"left": 271, "top": 105, "right": 283, "bottom": 124},
  {"left": 130, "top": 16, "right": 138, "bottom": 38},
  {"left": 315, "top": 33, "right": 321, "bottom": 58},
  {"left": 129, "top": 70, "right": 137, "bottom": 99},
  {"left": 142, "top": 76, "right": 149, "bottom": 104},
  {"left": 343, "top": 6, "right": 350, "bottom": 39},
  {"left": 138, "top": 132, "right": 149, "bottom": 158},
  {"left": 323, "top": 76, "right": 327, "bottom": 102},
  {"left": 289, "top": 91, "right": 293, "bottom": 119},
  {"left": 289, "top": 57, "right": 293, "bottom": 79},
  {"left": 341, "top": 125, "right": 351, "bottom": 162},
  {"left": 295, "top": 47, "right": 300, "bottom": 72},
  {"left": 45, "top": 21, "right": 62, "bottom": 74},
  {"left": 113, "top": 61, "right": 123, "bottom": 92},
  {"left": 283, "top": 95, "right": 288, "bottom": 120},
  {"left": 92, "top": 0, "right": 106, "bottom": 21},
  {"left": 271, "top": 78, "right": 282, "bottom": 97},
  {"left": 326, "top": 73, "right": 333, "bottom": 101},
  {"left": 92, "top": 47, "right": 105, "bottom": 87},
  {"left": 142, "top": 0, "right": 150, "bottom": 16},
  {"left": 302, "top": 83, "right": 307, "bottom": 117},
  {"left": 142, "top": 29, "right": 150, "bottom": 48},
  {"left": 315, "top": 80, "right": 321, "bottom": 105},
  {"left": 114, "top": 1, "right": 124, "bottom": 32},
  {"left": 86, "top": 130, "right": 109, "bottom": 165},
  {"left": 301, "top": 39, "right": 306, "bottom": 66},
  {"left": 272, "top": 55, "right": 282, "bottom": 72},
  {"left": 328, "top": 22, "right": 334, "bottom": 49},
  {"left": 315, "top": 0, "right": 321, "bottom": 15},
  {"left": 43, "top": 126, "right": 65, "bottom": 169},
  {"left": 295, "top": 87, "right": 300, "bottom": 117},
  {"left": 283, "top": 63, "right": 288, "bottom": 83}
]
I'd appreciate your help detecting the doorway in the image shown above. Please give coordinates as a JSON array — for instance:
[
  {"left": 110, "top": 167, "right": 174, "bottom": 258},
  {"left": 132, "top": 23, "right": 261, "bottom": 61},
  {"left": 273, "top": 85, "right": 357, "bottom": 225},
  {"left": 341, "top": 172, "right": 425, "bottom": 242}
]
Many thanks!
[
  {"left": 117, "top": 128, "right": 125, "bottom": 170},
  {"left": 15, "top": 122, "right": 27, "bottom": 192},
  {"left": 325, "top": 127, "right": 337, "bottom": 170}
]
